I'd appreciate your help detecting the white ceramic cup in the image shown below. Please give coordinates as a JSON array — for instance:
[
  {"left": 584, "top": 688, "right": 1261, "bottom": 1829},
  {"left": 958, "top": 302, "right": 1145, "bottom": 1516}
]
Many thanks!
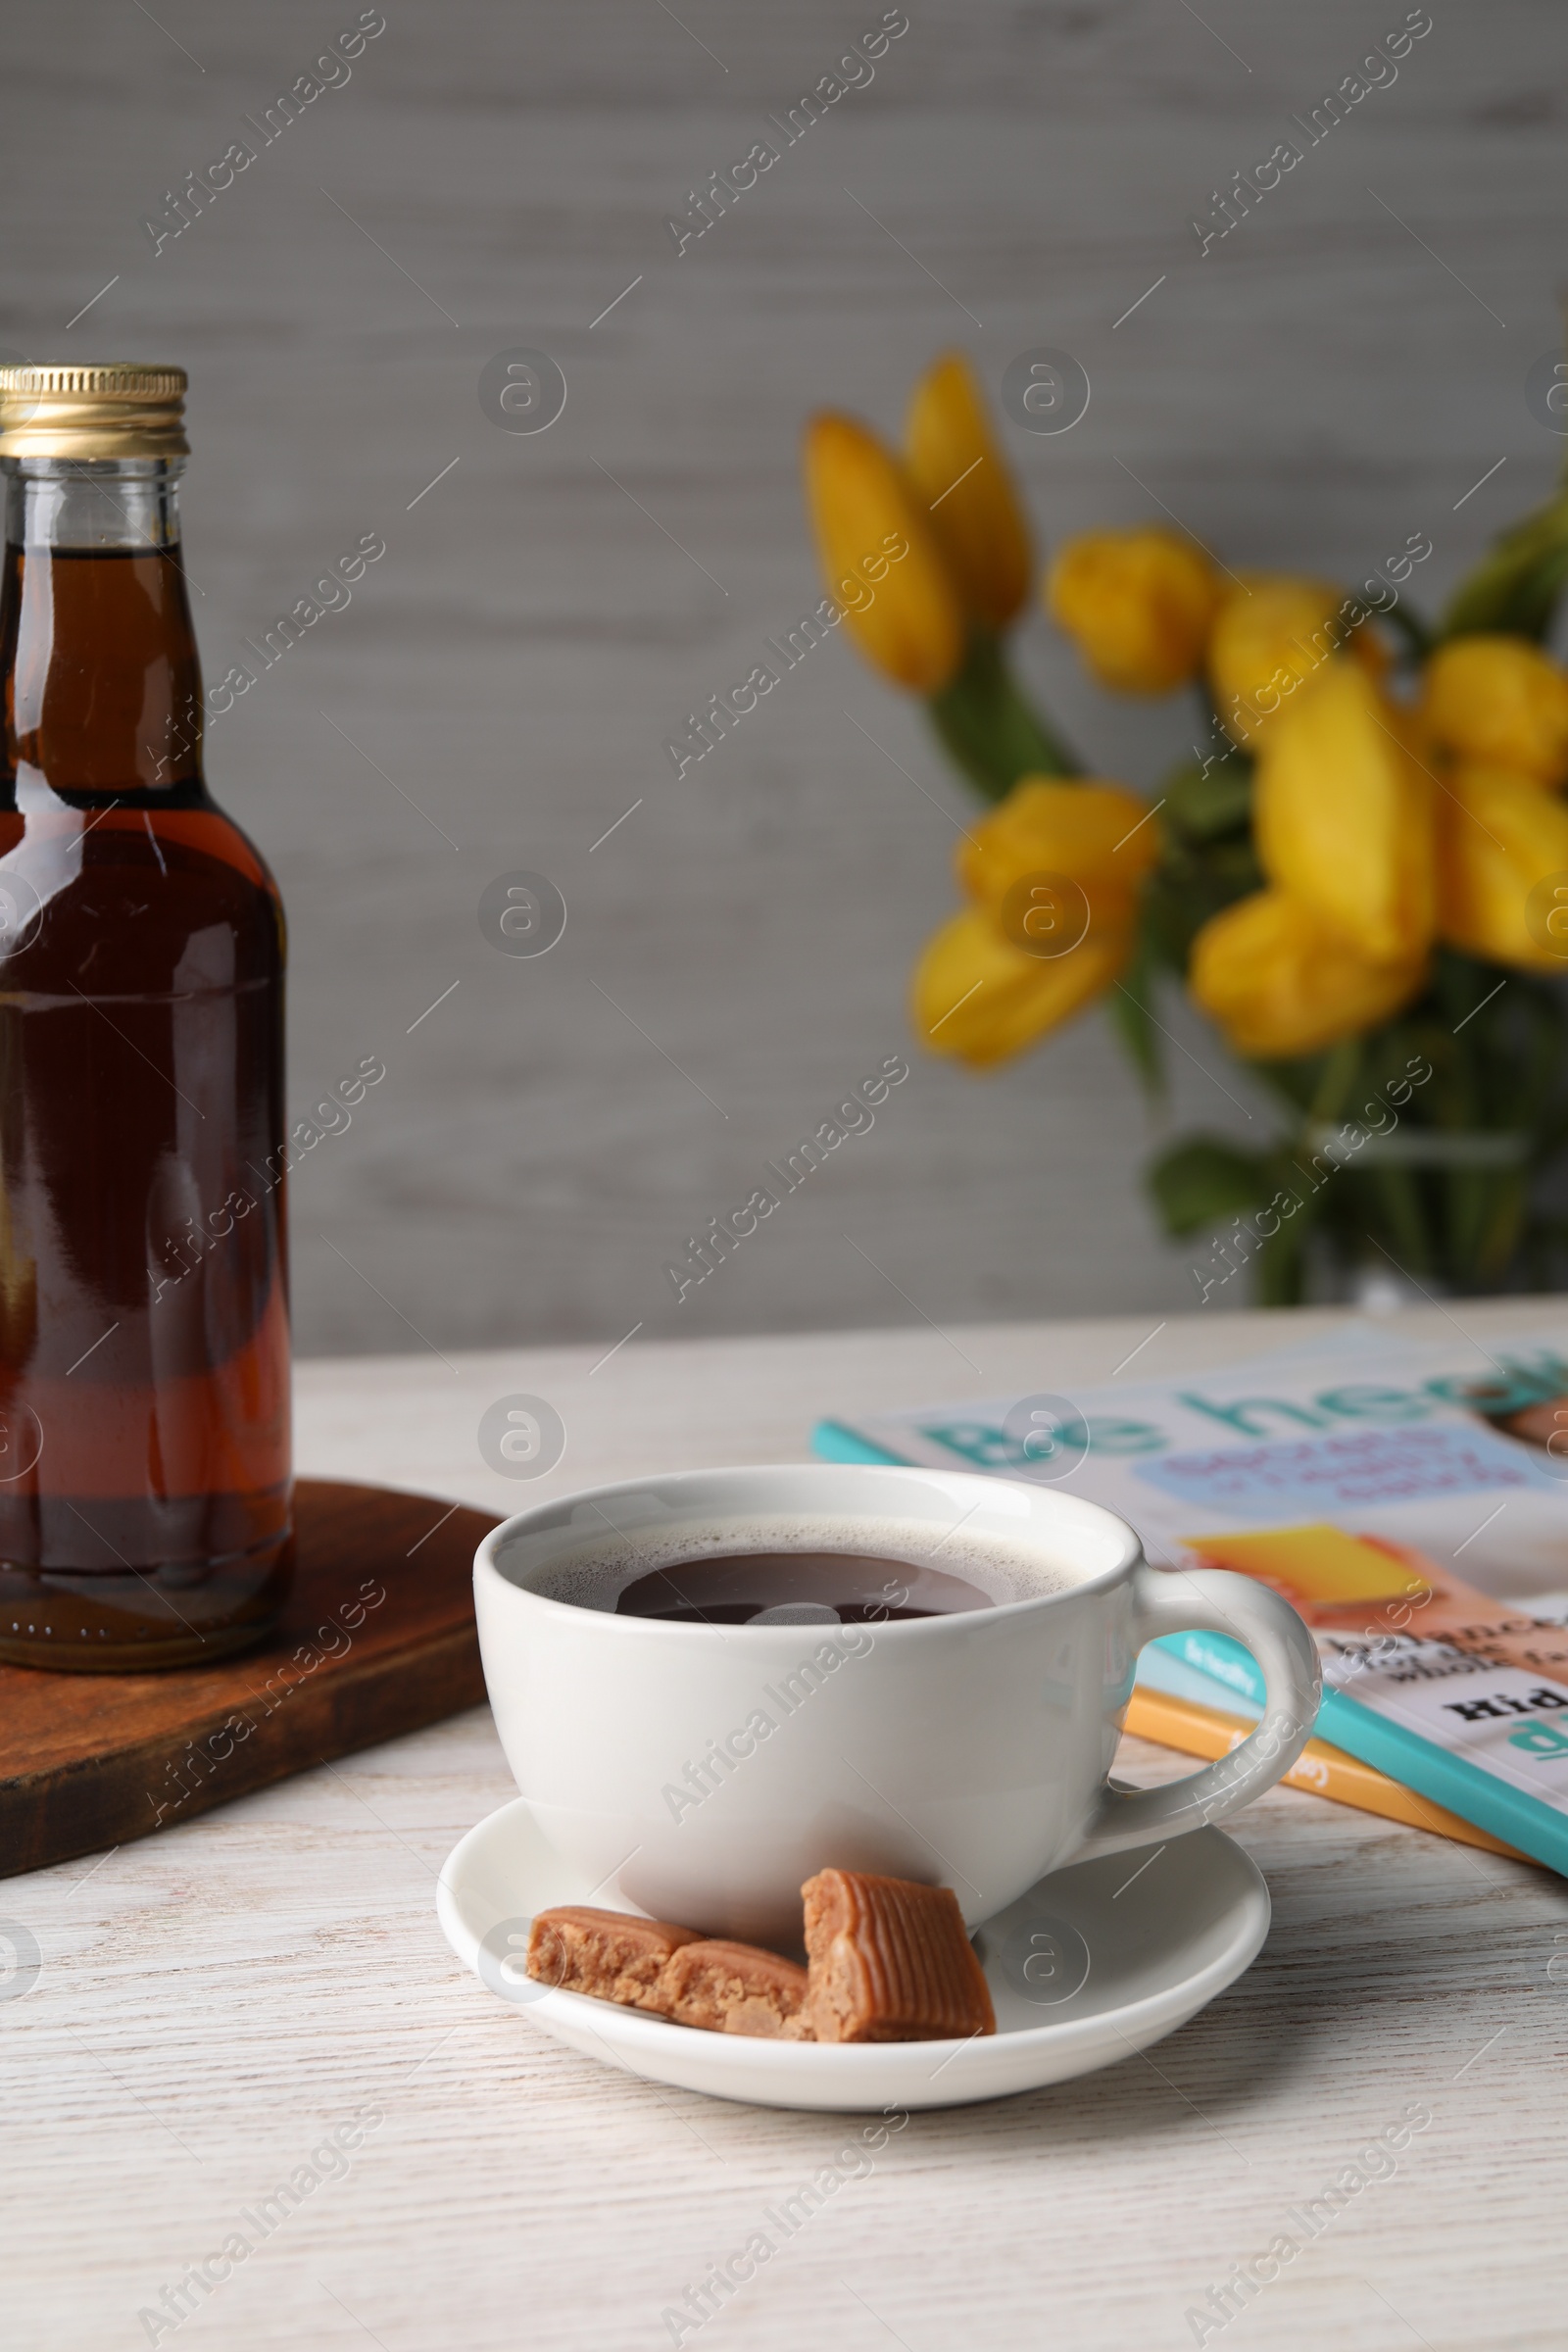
[{"left": 473, "top": 1462, "right": 1320, "bottom": 1945}]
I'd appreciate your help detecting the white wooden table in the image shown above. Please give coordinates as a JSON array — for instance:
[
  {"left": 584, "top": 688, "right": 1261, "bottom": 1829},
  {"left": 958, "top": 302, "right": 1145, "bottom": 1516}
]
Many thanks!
[{"left": 10, "top": 1305, "right": 1568, "bottom": 2351}]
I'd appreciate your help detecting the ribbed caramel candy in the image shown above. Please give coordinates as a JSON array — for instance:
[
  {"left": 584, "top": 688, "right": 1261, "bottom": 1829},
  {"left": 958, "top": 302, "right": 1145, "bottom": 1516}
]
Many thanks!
[
  {"left": 660, "top": 1939, "right": 812, "bottom": 2038},
  {"left": 802, "top": 1869, "right": 997, "bottom": 2042},
  {"left": 525, "top": 1906, "right": 698, "bottom": 2012}
]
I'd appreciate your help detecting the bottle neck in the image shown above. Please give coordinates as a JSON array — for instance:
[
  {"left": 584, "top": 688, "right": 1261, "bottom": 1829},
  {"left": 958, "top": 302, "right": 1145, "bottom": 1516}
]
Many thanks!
[{"left": 1, "top": 457, "right": 205, "bottom": 799}]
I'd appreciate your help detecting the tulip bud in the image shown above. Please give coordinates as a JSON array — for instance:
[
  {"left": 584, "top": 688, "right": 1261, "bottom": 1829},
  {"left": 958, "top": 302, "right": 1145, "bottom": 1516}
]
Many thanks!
[
  {"left": 1422, "top": 634, "right": 1568, "bottom": 786},
  {"left": 956, "top": 777, "right": 1159, "bottom": 917},
  {"left": 904, "top": 353, "right": 1032, "bottom": 632},
  {"left": 913, "top": 905, "right": 1134, "bottom": 1066},
  {"left": 1207, "top": 574, "right": 1384, "bottom": 744},
  {"left": 1190, "top": 889, "right": 1426, "bottom": 1060},
  {"left": 1045, "top": 528, "right": 1220, "bottom": 696},
  {"left": 1437, "top": 761, "right": 1568, "bottom": 968},
  {"left": 1253, "top": 662, "right": 1435, "bottom": 963},
  {"left": 802, "top": 414, "right": 965, "bottom": 692}
]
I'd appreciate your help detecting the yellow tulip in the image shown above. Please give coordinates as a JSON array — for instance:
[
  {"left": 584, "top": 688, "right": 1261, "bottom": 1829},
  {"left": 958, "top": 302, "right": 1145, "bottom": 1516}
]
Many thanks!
[
  {"left": 914, "top": 905, "right": 1135, "bottom": 1067},
  {"left": 956, "top": 777, "right": 1159, "bottom": 916},
  {"left": 1421, "top": 634, "right": 1568, "bottom": 786},
  {"left": 1045, "top": 528, "right": 1220, "bottom": 696},
  {"left": 803, "top": 414, "right": 965, "bottom": 692},
  {"left": 904, "top": 352, "right": 1032, "bottom": 632},
  {"left": 1190, "top": 890, "right": 1426, "bottom": 1060},
  {"left": 1253, "top": 662, "right": 1435, "bottom": 963},
  {"left": 1208, "top": 573, "right": 1384, "bottom": 744},
  {"left": 1437, "top": 761, "right": 1568, "bottom": 969}
]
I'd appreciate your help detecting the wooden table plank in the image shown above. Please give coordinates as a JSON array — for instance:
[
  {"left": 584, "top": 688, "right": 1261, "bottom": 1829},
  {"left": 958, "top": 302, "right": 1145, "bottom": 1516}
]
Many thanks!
[
  {"left": 6, "top": 1305, "right": 1568, "bottom": 2352},
  {"left": 0, "top": 1483, "right": 497, "bottom": 1876}
]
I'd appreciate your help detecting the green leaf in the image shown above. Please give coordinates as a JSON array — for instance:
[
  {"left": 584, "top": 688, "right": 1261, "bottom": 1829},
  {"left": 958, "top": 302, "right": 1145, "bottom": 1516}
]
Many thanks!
[
  {"left": 1139, "top": 838, "right": 1261, "bottom": 976},
  {"left": 1147, "top": 1137, "right": 1268, "bottom": 1238},
  {"left": 1164, "top": 757, "right": 1253, "bottom": 844},
  {"left": 1441, "top": 485, "right": 1568, "bottom": 643},
  {"left": 925, "top": 630, "right": 1079, "bottom": 802},
  {"left": 1107, "top": 940, "right": 1164, "bottom": 1095}
]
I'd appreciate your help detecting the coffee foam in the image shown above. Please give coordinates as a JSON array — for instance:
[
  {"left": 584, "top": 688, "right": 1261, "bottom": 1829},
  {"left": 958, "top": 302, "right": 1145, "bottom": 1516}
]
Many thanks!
[{"left": 515, "top": 1510, "right": 1093, "bottom": 1614}]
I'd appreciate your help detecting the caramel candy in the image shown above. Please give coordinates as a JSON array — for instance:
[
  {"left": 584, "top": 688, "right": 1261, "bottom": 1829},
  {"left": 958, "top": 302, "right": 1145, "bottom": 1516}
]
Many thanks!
[
  {"left": 802, "top": 1869, "right": 997, "bottom": 2043},
  {"left": 660, "top": 1939, "right": 812, "bottom": 2039},
  {"left": 525, "top": 1905, "right": 698, "bottom": 2013}
]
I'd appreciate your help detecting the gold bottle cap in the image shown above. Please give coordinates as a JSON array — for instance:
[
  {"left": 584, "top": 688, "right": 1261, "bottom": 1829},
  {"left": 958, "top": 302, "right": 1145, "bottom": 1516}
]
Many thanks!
[{"left": 0, "top": 362, "right": 188, "bottom": 460}]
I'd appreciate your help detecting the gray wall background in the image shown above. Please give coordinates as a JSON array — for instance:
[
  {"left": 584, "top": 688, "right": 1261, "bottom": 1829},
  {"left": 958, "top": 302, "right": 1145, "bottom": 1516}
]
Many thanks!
[{"left": 5, "top": 0, "right": 1564, "bottom": 1360}]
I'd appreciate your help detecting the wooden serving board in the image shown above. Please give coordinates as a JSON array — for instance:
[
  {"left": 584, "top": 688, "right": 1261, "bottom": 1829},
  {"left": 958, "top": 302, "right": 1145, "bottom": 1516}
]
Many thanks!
[{"left": 0, "top": 1479, "right": 501, "bottom": 1878}]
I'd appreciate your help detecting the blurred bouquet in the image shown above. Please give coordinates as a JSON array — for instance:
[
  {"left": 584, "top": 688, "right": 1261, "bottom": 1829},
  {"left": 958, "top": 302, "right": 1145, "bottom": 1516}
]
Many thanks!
[{"left": 803, "top": 355, "right": 1568, "bottom": 1302}]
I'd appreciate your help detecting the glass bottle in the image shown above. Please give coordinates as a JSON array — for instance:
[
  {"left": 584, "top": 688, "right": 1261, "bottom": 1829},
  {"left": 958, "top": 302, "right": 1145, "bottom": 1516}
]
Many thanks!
[{"left": 0, "top": 363, "right": 291, "bottom": 1668}]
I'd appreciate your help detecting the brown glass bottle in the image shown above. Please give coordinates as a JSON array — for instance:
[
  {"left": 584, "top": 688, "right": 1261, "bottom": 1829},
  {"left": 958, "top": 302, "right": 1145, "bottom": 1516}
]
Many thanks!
[{"left": 0, "top": 365, "right": 290, "bottom": 1668}]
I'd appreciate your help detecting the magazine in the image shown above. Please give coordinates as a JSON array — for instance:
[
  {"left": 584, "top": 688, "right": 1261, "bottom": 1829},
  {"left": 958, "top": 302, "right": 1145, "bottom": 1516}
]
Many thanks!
[
  {"left": 1122, "top": 1680, "right": 1523, "bottom": 1859},
  {"left": 814, "top": 1323, "right": 1568, "bottom": 1875}
]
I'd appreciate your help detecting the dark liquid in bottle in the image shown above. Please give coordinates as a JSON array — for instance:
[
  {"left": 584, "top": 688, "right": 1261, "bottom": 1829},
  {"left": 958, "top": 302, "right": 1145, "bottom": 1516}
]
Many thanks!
[
  {"left": 0, "top": 538, "right": 291, "bottom": 1668},
  {"left": 613, "top": 1549, "right": 996, "bottom": 1625}
]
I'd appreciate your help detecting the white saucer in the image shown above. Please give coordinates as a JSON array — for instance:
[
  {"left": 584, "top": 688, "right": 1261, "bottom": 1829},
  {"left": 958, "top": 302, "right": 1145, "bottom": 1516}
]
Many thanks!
[{"left": 436, "top": 1798, "right": 1271, "bottom": 2112}]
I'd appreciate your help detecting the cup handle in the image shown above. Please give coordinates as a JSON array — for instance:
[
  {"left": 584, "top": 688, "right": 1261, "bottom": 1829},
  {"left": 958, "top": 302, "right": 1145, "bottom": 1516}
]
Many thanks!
[{"left": 1070, "top": 1560, "right": 1321, "bottom": 1865}]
